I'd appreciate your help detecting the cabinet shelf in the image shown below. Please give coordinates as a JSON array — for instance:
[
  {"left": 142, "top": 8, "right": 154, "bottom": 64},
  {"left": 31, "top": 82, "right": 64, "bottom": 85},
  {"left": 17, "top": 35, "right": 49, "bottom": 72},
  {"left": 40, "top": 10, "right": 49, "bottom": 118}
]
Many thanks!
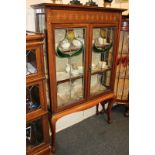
[
  {"left": 56, "top": 67, "right": 112, "bottom": 85},
  {"left": 91, "top": 67, "right": 112, "bottom": 75},
  {"left": 57, "top": 74, "right": 83, "bottom": 85}
]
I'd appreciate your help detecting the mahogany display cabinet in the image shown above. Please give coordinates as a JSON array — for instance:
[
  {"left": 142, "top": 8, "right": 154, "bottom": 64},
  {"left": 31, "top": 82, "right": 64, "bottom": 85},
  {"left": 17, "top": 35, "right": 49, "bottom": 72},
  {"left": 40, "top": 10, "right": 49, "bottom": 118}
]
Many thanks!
[
  {"left": 32, "top": 3, "right": 126, "bottom": 151},
  {"left": 115, "top": 15, "right": 129, "bottom": 116},
  {"left": 26, "top": 32, "right": 51, "bottom": 155}
]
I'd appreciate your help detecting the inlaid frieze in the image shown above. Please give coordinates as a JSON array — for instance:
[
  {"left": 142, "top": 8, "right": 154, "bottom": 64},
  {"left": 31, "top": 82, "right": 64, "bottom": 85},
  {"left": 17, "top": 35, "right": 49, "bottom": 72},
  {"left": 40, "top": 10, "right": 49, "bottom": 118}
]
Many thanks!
[{"left": 47, "top": 10, "right": 120, "bottom": 24}]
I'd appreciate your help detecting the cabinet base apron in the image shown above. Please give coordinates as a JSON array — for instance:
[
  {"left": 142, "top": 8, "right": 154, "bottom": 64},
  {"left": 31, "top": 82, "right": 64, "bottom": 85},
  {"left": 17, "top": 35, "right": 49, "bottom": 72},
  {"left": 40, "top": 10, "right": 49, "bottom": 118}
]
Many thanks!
[{"left": 50, "top": 93, "right": 115, "bottom": 152}]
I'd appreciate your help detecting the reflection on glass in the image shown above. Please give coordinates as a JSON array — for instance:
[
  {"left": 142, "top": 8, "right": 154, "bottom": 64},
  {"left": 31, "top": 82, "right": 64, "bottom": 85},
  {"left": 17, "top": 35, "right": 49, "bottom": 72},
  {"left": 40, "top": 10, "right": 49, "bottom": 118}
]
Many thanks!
[
  {"left": 90, "top": 70, "right": 111, "bottom": 95},
  {"left": 54, "top": 28, "right": 85, "bottom": 107},
  {"left": 90, "top": 27, "right": 115, "bottom": 96},
  {"left": 26, "top": 118, "right": 44, "bottom": 151},
  {"left": 26, "top": 85, "right": 41, "bottom": 113},
  {"left": 26, "top": 50, "right": 37, "bottom": 75}
]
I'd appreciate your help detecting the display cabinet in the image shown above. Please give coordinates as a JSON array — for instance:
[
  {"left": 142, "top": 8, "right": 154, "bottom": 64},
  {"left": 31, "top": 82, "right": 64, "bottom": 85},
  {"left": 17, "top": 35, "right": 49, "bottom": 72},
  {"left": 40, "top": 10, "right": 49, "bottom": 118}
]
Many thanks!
[
  {"left": 32, "top": 3, "right": 126, "bottom": 151},
  {"left": 115, "top": 15, "right": 129, "bottom": 116},
  {"left": 115, "top": 15, "right": 129, "bottom": 102},
  {"left": 26, "top": 32, "right": 51, "bottom": 155}
]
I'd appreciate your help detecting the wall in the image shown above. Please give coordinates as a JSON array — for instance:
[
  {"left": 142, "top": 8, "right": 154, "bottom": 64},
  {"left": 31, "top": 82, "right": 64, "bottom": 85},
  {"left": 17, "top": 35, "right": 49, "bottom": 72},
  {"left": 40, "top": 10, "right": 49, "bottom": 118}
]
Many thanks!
[
  {"left": 26, "top": 0, "right": 128, "bottom": 31},
  {"left": 26, "top": 0, "right": 128, "bottom": 132}
]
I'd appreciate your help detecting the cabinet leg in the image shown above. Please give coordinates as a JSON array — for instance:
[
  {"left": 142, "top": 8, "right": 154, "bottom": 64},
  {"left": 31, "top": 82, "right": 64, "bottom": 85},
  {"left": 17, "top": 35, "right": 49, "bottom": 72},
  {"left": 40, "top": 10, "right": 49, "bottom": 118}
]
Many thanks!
[
  {"left": 98, "top": 100, "right": 107, "bottom": 115},
  {"left": 107, "top": 98, "right": 115, "bottom": 124},
  {"left": 101, "top": 101, "right": 106, "bottom": 113},
  {"left": 124, "top": 95, "right": 129, "bottom": 117},
  {"left": 96, "top": 104, "right": 99, "bottom": 115},
  {"left": 51, "top": 118, "right": 56, "bottom": 153},
  {"left": 124, "top": 103, "right": 129, "bottom": 117}
]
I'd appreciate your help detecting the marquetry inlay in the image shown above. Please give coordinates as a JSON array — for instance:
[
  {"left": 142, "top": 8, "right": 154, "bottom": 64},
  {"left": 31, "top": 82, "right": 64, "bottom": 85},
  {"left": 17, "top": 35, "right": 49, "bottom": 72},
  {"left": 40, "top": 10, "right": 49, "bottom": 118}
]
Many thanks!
[{"left": 47, "top": 10, "right": 119, "bottom": 24}]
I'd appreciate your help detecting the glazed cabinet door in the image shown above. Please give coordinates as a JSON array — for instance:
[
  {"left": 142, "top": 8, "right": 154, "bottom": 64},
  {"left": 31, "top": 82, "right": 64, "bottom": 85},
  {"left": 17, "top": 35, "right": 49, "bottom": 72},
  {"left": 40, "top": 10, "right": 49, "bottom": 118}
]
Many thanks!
[
  {"left": 26, "top": 45, "right": 44, "bottom": 81},
  {"left": 26, "top": 80, "right": 47, "bottom": 115},
  {"left": 53, "top": 26, "right": 88, "bottom": 109},
  {"left": 89, "top": 26, "right": 116, "bottom": 97},
  {"left": 26, "top": 115, "right": 49, "bottom": 154}
]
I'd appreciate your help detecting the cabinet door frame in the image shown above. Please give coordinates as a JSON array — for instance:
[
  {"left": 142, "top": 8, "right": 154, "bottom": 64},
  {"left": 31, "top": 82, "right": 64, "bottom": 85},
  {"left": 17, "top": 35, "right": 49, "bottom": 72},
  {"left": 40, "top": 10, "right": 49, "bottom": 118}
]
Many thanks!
[
  {"left": 26, "top": 44, "right": 45, "bottom": 83},
  {"left": 26, "top": 114, "right": 50, "bottom": 154},
  {"left": 26, "top": 80, "right": 47, "bottom": 119},
  {"left": 88, "top": 23, "right": 119, "bottom": 99},
  {"left": 47, "top": 23, "right": 90, "bottom": 113}
]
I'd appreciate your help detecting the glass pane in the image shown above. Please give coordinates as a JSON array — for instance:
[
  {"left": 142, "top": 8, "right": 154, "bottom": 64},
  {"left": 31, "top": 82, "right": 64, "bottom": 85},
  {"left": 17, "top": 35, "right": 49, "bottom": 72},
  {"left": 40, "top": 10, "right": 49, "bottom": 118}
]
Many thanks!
[
  {"left": 54, "top": 28, "right": 85, "bottom": 107},
  {"left": 119, "top": 31, "right": 129, "bottom": 54},
  {"left": 90, "top": 70, "right": 111, "bottom": 96},
  {"left": 117, "top": 30, "right": 129, "bottom": 79},
  {"left": 92, "top": 27, "right": 115, "bottom": 70},
  {"left": 115, "top": 30, "right": 129, "bottom": 100},
  {"left": 90, "top": 27, "right": 115, "bottom": 96},
  {"left": 26, "top": 84, "right": 41, "bottom": 113},
  {"left": 26, "top": 118, "right": 44, "bottom": 151},
  {"left": 57, "top": 79, "right": 84, "bottom": 107},
  {"left": 26, "top": 50, "right": 37, "bottom": 76}
]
